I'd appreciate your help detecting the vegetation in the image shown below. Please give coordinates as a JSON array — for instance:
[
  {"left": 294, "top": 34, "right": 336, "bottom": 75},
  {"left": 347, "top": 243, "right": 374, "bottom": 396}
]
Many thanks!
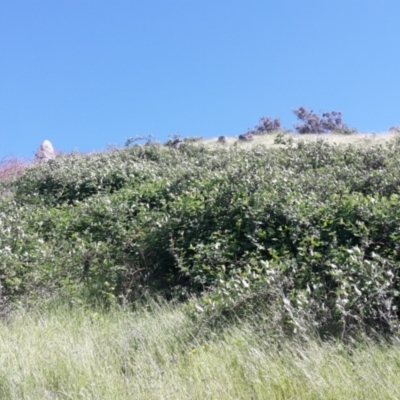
[
  {"left": 2, "top": 132, "right": 400, "bottom": 397},
  {"left": 245, "top": 106, "right": 355, "bottom": 136},
  {"left": 247, "top": 116, "right": 282, "bottom": 135},
  {"left": 0, "top": 300, "right": 399, "bottom": 399},
  {"left": 0, "top": 156, "right": 26, "bottom": 183},
  {"left": 292, "top": 106, "right": 355, "bottom": 134},
  {"left": 1, "top": 133, "right": 400, "bottom": 339}
]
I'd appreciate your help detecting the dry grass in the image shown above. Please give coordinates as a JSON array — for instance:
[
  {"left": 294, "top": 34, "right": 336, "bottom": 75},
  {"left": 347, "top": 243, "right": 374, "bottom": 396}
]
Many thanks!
[{"left": 203, "top": 131, "right": 398, "bottom": 150}]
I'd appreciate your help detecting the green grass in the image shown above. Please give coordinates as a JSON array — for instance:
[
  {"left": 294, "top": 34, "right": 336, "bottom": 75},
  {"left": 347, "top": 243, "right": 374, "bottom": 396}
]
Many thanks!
[{"left": 1, "top": 300, "right": 400, "bottom": 399}]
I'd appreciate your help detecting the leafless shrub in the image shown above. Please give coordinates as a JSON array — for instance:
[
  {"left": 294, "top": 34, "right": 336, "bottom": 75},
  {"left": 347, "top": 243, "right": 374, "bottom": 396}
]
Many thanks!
[
  {"left": 0, "top": 157, "right": 27, "bottom": 182},
  {"left": 247, "top": 116, "right": 282, "bottom": 135},
  {"left": 293, "top": 106, "right": 355, "bottom": 134}
]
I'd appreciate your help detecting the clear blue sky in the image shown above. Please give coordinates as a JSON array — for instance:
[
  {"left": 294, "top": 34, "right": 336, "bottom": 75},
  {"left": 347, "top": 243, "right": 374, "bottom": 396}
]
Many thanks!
[{"left": 1, "top": 1, "right": 399, "bottom": 159}]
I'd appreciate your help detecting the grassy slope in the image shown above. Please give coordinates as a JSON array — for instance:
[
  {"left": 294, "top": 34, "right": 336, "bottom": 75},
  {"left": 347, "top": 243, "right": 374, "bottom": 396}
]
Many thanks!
[
  {"left": 203, "top": 131, "right": 398, "bottom": 149},
  {"left": 1, "top": 301, "right": 400, "bottom": 399}
]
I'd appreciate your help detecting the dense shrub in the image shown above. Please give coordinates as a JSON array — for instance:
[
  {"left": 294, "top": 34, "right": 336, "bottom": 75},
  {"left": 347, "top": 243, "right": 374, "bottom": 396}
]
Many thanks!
[{"left": 1, "top": 138, "right": 400, "bottom": 337}]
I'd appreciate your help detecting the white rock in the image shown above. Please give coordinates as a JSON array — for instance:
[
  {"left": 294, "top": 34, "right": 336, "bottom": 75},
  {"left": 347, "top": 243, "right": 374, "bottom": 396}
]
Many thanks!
[{"left": 35, "top": 140, "right": 56, "bottom": 163}]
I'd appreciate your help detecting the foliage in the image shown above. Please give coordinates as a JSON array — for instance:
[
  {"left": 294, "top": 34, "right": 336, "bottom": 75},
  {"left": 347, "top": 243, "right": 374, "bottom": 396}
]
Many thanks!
[
  {"left": 293, "top": 106, "right": 355, "bottom": 134},
  {"left": 2, "top": 138, "right": 400, "bottom": 337},
  {"left": 0, "top": 157, "right": 27, "bottom": 201},
  {"left": 247, "top": 116, "right": 281, "bottom": 135},
  {"left": 183, "top": 136, "right": 204, "bottom": 143},
  {"left": 124, "top": 134, "right": 160, "bottom": 147},
  {"left": 274, "top": 132, "right": 294, "bottom": 145}
]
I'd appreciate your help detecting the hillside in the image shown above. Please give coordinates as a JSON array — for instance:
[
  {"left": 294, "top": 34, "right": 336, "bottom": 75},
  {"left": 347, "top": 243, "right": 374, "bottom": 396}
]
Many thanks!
[{"left": 1, "top": 131, "right": 400, "bottom": 338}]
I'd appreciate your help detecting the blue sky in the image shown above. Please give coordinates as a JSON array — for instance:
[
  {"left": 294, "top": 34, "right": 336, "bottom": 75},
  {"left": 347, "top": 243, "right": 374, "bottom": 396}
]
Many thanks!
[{"left": 1, "top": 1, "right": 399, "bottom": 159}]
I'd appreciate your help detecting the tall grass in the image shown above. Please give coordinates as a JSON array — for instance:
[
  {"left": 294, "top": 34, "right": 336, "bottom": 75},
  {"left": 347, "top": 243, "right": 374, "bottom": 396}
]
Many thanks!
[{"left": 0, "top": 300, "right": 399, "bottom": 399}]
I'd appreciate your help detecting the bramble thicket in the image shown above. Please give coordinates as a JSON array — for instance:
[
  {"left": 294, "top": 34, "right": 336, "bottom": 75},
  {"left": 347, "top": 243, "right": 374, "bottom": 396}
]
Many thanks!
[{"left": 1, "top": 127, "right": 400, "bottom": 340}]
